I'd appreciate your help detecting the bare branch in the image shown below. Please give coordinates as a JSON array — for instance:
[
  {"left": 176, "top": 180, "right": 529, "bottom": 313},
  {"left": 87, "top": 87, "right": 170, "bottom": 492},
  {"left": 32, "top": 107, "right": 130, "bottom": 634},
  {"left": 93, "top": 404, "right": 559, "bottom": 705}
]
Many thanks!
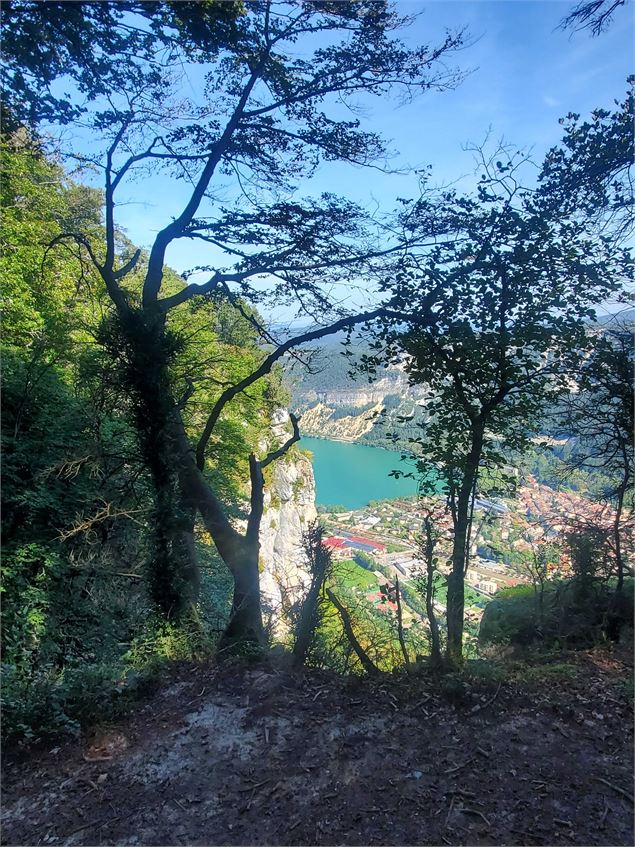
[
  {"left": 261, "top": 413, "right": 301, "bottom": 468},
  {"left": 194, "top": 306, "right": 412, "bottom": 470},
  {"left": 142, "top": 54, "right": 272, "bottom": 307},
  {"left": 326, "top": 588, "right": 379, "bottom": 676},
  {"left": 560, "top": 0, "right": 627, "bottom": 35},
  {"left": 113, "top": 248, "right": 141, "bottom": 280}
]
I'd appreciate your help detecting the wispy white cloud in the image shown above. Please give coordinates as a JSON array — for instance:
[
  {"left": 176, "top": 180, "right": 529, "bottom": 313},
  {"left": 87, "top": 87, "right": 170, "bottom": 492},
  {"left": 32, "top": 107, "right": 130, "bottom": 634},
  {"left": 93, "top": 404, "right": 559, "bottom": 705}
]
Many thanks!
[{"left": 543, "top": 95, "right": 560, "bottom": 108}]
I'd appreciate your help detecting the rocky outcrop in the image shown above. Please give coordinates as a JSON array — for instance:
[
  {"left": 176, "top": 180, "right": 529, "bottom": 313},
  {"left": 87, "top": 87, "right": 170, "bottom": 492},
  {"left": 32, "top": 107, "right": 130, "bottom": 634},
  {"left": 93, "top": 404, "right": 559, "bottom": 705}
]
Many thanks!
[
  {"left": 298, "top": 374, "right": 408, "bottom": 407},
  {"left": 297, "top": 401, "right": 384, "bottom": 442},
  {"left": 259, "top": 410, "right": 317, "bottom": 636},
  {"left": 292, "top": 360, "right": 430, "bottom": 444}
]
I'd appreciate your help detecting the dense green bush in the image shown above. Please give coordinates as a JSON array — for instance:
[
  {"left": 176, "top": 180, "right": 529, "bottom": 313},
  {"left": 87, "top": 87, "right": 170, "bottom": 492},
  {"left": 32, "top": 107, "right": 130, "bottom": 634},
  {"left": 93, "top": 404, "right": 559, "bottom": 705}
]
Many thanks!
[{"left": 479, "top": 578, "right": 634, "bottom": 648}]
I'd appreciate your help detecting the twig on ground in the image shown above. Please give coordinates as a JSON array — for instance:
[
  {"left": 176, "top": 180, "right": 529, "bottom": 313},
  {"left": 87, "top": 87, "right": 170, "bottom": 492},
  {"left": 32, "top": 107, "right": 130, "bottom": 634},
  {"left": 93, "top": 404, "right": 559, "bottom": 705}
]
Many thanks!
[
  {"left": 451, "top": 788, "right": 476, "bottom": 799},
  {"left": 68, "top": 818, "right": 111, "bottom": 836},
  {"left": 470, "top": 681, "right": 502, "bottom": 714},
  {"left": 600, "top": 798, "right": 609, "bottom": 825},
  {"left": 595, "top": 777, "right": 634, "bottom": 804},
  {"left": 462, "top": 807, "right": 491, "bottom": 826},
  {"left": 240, "top": 778, "right": 270, "bottom": 791},
  {"left": 445, "top": 795, "right": 455, "bottom": 827},
  {"left": 444, "top": 757, "right": 474, "bottom": 775},
  {"left": 185, "top": 687, "right": 206, "bottom": 707}
]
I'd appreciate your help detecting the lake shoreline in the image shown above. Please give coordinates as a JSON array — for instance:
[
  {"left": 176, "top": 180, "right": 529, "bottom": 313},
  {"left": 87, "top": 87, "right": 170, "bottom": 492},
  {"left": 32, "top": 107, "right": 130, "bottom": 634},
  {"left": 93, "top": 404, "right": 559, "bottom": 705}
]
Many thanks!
[{"left": 299, "top": 430, "right": 403, "bottom": 454}]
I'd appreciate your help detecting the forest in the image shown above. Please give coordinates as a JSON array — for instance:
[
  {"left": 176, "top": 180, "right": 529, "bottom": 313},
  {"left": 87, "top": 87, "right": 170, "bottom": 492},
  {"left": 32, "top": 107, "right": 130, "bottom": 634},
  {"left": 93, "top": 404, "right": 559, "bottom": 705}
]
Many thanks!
[{"left": 1, "top": 2, "right": 633, "bottom": 846}]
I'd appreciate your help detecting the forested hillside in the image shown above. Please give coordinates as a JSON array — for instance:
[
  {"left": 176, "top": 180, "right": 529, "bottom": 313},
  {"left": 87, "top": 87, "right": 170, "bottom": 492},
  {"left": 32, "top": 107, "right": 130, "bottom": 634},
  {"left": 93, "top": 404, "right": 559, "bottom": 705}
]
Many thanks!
[{"left": 1, "top": 132, "right": 291, "bottom": 741}]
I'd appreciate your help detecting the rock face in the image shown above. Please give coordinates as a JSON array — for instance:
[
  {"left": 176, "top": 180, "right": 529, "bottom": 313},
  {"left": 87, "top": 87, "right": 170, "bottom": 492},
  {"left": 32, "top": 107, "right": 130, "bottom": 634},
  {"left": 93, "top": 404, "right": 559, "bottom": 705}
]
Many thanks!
[
  {"left": 298, "top": 401, "right": 384, "bottom": 442},
  {"left": 295, "top": 389, "right": 430, "bottom": 444},
  {"left": 259, "top": 410, "right": 317, "bottom": 636},
  {"left": 291, "top": 353, "right": 430, "bottom": 444}
]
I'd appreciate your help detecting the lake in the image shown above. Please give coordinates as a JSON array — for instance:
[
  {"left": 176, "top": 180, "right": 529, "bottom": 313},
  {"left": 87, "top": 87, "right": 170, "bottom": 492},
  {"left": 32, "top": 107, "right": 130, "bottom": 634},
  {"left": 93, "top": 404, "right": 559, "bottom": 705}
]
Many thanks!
[{"left": 301, "top": 436, "right": 420, "bottom": 509}]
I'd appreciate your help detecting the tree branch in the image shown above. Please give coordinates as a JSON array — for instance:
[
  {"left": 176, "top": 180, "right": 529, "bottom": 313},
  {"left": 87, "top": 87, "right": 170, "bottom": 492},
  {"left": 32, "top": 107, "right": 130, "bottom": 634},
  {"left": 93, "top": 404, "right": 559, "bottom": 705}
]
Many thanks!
[
  {"left": 113, "top": 248, "right": 141, "bottom": 280},
  {"left": 326, "top": 588, "right": 379, "bottom": 676},
  {"left": 142, "top": 54, "right": 272, "bottom": 308},
  {"left": 261, "top": 413, "right": 301, "bottom": 469},
  {"left": 194, "top": 307, "right": 409, "bottom": 470}
]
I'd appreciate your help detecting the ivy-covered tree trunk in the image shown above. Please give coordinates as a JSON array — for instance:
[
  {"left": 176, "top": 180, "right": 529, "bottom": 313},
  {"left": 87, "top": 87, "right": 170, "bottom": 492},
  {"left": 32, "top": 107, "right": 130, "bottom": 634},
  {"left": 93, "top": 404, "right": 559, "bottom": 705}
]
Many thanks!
[{"left": 100, "top": 307, "right": 201, "bottom": 618}]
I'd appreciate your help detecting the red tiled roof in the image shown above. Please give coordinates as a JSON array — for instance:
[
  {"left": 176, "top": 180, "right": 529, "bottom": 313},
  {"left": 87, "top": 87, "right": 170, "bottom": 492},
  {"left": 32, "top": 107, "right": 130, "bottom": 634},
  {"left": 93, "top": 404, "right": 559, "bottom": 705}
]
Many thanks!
[{"left": 324, "top": 537, "right": 347, "bottom": 549}]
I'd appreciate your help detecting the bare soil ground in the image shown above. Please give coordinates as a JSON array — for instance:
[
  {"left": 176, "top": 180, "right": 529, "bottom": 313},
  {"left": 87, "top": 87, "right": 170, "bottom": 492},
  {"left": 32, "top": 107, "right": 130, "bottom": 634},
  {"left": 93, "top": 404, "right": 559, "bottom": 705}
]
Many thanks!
[{"left": 2, "top": 649, "right": 633, "bottom": 846}]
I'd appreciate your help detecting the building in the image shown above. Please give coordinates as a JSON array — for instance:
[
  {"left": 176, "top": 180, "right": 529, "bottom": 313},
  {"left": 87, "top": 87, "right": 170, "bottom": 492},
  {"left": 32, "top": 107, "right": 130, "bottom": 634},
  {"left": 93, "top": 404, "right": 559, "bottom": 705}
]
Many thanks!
[
  {"left": 477, "top": 579, "right": 498, "bottom": 595},
  {"left": 323, "top": 537, "right": 349, "bottom": 560},
  {"left": 340, "top": 533, "right": 387, "bottom": 554},
  {"left": 323, "top": 534, "right": 387, "bottom": 557}
]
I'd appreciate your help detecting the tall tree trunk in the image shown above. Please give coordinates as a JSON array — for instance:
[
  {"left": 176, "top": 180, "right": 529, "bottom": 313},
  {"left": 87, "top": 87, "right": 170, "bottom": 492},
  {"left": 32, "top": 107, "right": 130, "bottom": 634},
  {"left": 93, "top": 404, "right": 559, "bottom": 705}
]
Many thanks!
[
  {"left": 605, "top": 477, "right": 628, "bottom": 642},
  {"left": 613, "top": 480, "right": 626, "bottom": 595},
  {"left": 293, "top": 525, "right": 332, "bottom": 668},
  {"left": 106, "top": 305, "right": 266, "bottom": 640},
  {"left": 105, "top": 307, "right": 201, "bottom": 617},
  {"left": 178, "top": 523, "right": 201, "bottom": 603},
  {"left": 220, "top": 539, "right": 265, "bottom": 647},
  {"left": 445, "top": 424, "right": 483, "bottom": 664},
  {"left": 171, "top": 423, "right": 267, "bottom": 645}
]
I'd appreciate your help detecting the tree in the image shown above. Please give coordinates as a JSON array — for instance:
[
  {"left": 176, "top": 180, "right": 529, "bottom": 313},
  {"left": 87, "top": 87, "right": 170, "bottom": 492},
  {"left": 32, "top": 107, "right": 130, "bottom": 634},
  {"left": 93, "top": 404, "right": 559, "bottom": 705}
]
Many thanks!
[
  {"left": 0, "top": 134, "right": 155, "bottom": 738},
  {"left": 5, "top": 1, "right": 464, "bottom": 644},
  {"left": 1, "top": 1, "right": 243, "bottom": 128},
  {"left": 292, "top": 521, "right": 333, "bottom": 667},
  {"left": 414, "top": 505, "right": 446, "bottom": 668},
  {"left": 560, "top": 0, "right": 628, "bottom": 35},
  {"left": 560, "top": 326, "right": 634, "bottom": 594},
  {"left": 519, "top": 543, "right": 560, "bottom": 632},
  {"left": 368, "top": 129, "right": 631, "bottom": 663},
  {"left": 537, "top": 85, "right": 634, "bottom": 244},
  {"left": 1, "top": 131, "right": 310, "bottom": 738}
]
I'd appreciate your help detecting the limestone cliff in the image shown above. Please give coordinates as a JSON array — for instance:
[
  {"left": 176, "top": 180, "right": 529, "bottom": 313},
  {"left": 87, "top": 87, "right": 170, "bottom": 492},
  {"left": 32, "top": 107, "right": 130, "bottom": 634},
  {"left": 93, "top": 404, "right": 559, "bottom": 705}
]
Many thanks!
[
  {"left": 259, "top": 410, "right": 317, "bottom": 635},
  {"left": 291, "top": 351, "right": 430, "bottom": 444},
  {"left": 298, "top": 401, "right": 384, "bottom": 442}
]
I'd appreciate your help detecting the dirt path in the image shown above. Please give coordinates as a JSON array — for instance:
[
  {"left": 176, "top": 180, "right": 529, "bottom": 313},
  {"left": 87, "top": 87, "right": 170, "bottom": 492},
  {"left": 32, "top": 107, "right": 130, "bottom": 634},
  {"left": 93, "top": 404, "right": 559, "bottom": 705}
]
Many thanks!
[{"left": 2, "top": 655, "right": 633, "bottom": 846}]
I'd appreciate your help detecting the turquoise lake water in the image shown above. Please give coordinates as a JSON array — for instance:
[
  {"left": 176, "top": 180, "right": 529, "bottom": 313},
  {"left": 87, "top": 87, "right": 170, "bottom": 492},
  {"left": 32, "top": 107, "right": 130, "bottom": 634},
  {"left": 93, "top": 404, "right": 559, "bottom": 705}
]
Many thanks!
[{"left": 301, "top": 436, "right": 420, "bottom": 509}]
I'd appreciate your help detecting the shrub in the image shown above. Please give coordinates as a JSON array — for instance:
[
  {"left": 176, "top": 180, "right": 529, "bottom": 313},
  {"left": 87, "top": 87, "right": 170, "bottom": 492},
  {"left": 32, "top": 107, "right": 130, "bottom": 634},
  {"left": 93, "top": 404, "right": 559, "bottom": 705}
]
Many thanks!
[
  {"left": 479, "top": 578, "right": 634, "bottom": 648},
  {"left": 0, "top": 662, "right": 150, "bottom": 745}
]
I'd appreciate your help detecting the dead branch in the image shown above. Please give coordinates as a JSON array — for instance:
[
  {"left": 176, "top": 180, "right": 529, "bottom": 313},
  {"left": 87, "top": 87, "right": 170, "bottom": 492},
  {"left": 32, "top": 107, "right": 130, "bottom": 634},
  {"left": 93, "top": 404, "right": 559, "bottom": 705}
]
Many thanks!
[
  {"left": 394, "top": 576, "right": 411, "bottom": 670},
  {"left": 469, "top": 681, "right": 502, "bottom": 714},
  {"left": 58, "top": 502, "right": 148, "bottom": 542},
  {"left": 595, "top": 777, "right": 634, "bottom": 804},
  {"left": 195, "top": 306, "right": 410, "bottom": 470},
  {"left": 325, "top": 588, "right": 379, "bottom": 676},
  {"left": 261, "top": 413, "right": 301, "bottom": 469}
]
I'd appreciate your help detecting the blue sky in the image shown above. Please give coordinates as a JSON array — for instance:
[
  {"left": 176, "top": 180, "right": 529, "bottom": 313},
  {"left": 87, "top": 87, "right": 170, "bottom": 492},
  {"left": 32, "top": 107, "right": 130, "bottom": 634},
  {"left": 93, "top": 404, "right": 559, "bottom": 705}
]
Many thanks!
[{"left": 110, "top": 0, "right": 632, "bottom": 305}]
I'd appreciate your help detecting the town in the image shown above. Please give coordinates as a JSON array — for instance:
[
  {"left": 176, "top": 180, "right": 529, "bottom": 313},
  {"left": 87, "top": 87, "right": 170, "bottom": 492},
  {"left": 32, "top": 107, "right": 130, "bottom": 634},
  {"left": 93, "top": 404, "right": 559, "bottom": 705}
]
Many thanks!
[{"left": 318, "top": 475, "right": 621, "bottom": 631}]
